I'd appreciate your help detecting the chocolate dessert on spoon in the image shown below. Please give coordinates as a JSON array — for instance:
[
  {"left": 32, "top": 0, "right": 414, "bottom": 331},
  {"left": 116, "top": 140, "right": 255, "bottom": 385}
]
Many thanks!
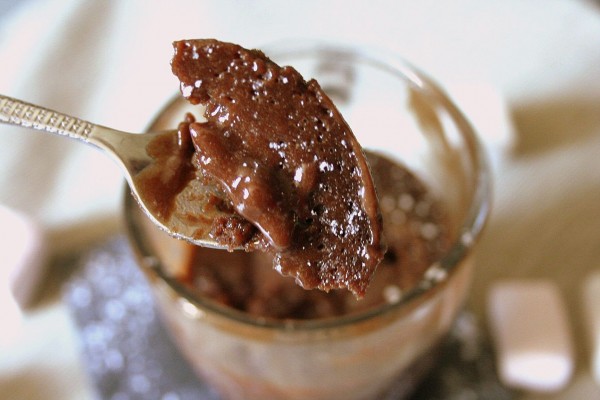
[{"left": 0, "top": 39, "right": 385, "bottom": 297}]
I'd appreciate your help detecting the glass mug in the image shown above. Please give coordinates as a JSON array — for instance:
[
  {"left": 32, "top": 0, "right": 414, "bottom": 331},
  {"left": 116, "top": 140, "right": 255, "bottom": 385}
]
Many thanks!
[{"left": 124, "top": 41, "right": 491, "bottom": 400}]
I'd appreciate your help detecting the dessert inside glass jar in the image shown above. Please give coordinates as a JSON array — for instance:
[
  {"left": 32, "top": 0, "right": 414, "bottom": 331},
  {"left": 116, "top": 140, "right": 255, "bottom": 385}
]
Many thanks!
[
  {"left": 126, "top": 40, "right": 488, "bottom": 400},
  {"left": 179, "top": 150, "right": 451, "bottom": 319}
]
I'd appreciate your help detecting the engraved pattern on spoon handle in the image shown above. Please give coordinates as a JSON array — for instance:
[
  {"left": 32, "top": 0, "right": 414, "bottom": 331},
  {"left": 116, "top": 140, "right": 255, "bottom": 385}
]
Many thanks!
[{"left": 0, "top": 95, "right": 95, "bottom": 142}]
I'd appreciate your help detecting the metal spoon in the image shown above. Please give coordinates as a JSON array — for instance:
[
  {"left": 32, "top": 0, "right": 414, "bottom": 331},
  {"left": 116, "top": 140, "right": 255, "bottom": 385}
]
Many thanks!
[{"left": 0, "top": 94, "right": 235, "bottom": 250}]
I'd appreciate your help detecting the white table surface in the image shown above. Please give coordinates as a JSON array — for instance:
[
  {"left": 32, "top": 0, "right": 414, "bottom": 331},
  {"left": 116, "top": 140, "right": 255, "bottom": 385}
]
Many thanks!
[{"left": 0, "top": 0, "right": 599, "bottom": 399}]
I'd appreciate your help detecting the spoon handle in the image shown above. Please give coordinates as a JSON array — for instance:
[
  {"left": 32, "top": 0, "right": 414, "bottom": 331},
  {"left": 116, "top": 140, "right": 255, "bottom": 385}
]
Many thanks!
[{"left": 0, "top": 94, "right": 95, "bottom": 143}]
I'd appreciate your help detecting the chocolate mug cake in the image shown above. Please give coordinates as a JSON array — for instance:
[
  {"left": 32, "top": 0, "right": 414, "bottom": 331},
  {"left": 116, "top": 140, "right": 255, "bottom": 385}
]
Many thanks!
[{"left": 125, "top": 40, "right": 490, "bottom": 400}]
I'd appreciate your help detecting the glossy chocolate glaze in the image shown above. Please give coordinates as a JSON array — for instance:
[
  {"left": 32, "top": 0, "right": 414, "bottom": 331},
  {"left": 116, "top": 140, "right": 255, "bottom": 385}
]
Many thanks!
[{"left": 170, "top": 39, "right": 385, "bottom": 297}]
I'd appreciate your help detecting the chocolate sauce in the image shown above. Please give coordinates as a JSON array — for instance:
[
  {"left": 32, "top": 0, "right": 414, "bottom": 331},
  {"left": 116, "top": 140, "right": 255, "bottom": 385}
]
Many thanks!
[
  {"left": 134, "top": 115, "right": 197, "bottom": 221},
  {"left": 168, "top": 39, "right": 385, "bottom": 297}
]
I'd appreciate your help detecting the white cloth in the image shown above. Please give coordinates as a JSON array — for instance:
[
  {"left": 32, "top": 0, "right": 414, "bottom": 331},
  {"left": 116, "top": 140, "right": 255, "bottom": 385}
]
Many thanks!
[{"left": 0, "top": 1, "right": 599, "bottom": 399}]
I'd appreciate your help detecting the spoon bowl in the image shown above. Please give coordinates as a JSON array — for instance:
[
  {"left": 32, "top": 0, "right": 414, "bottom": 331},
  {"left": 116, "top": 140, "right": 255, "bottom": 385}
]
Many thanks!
[{"left": 0, "top": 94, "right": 234, "bottom": 250}]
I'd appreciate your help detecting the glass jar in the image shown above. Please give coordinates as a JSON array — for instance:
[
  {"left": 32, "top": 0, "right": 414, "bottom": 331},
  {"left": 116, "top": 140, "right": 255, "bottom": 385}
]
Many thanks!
[{"left": 124, "top": 41, "right": 491, "bottom": 400}]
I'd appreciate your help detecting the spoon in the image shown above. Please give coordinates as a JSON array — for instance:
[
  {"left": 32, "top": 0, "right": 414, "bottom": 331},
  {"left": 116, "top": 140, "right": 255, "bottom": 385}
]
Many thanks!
[{"left": 0, "top": 94, "right": 236, "bottom": 250}]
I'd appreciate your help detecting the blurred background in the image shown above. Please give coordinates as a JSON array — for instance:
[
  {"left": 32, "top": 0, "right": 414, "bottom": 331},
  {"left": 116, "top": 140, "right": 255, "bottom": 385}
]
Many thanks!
[{"left": 0, "top": 0, "right": 599, "bottom": 399}]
